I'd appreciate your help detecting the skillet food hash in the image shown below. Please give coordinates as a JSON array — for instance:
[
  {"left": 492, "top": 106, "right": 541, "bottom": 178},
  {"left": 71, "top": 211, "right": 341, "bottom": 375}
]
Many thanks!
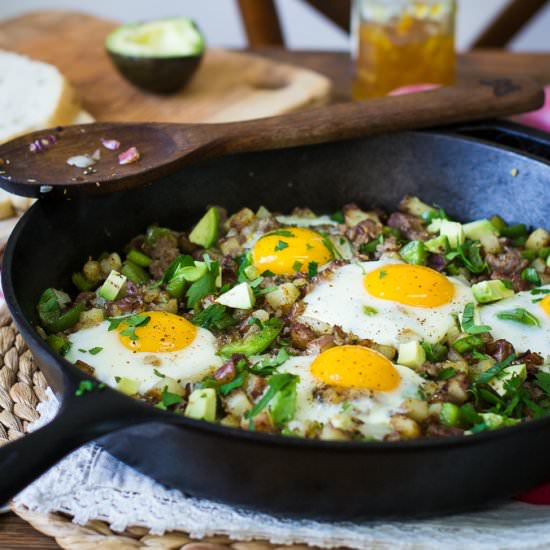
[{"left": 37, "top": 197, "right": 550, "bottom": 441}]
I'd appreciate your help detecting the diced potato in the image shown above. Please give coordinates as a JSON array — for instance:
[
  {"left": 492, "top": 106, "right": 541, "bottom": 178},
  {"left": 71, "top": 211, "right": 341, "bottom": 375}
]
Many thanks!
[
  {"left": 100, "top": 252, "right": 122, "bottom": 276},
  {"left": 526, "top": 228, "right": 550, "bottom": 251},
  {"left": 343, "top": 205, "right": 370, "bottom": 227},
  {"left": 219, "top": 236, "right": 243, "bottom": 256},
  {"left": 220, "top": 415, "right": 240, "bottom": 428},
  {"left": 320, "top": 425, "right": 350, "bottom": 441},
  {"left": 390, "top": 414, "right": 420, "bottom": 439},
  {"left": 403, "top": 399, "right": 429, "bottom": 422},
  {"left": 152, "top": 376, "right": 185, "bottom": 395},
  {"left": 83, "top": 260, "right": 102, "bottom": 282},
  {"left": 226, "top": 208, "right": 255, "bottom": 230},
  {"left": 252, "top": 309, "right": 269, "bottom": 322},
  {"left": 372, "top": 343, "right": 397, "bottom": 360},
  {"left": 447, "top": 378, "right": 468, "bottom": 404},
  {"left": 225, "top": 390, "right": 252, "bottom": 417},
  {"left": 533, "top": 258, "right": 547, "bottom": 274},
  {"left": 265, "top": 283, "right": 300, "bottom": 308},
  {"left": 428, "top": 403, "right": 443, "bottom": 418},
  {"left": 400, "top": 195, "right": 435, "bottom": 218},
  {"left": 330, "top": 412, "right": 353, "bottom": 431},
  {"left": 79, "top": 308, "right": 104, "bottom": 328},
  {"left": 256, "top": 206, "right": 271, "bottom": 219}
]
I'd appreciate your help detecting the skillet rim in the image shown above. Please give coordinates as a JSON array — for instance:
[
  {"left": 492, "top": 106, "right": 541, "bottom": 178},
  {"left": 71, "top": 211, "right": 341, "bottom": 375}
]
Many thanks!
[{"left": 4, "top": 126, "right": 550, "bottom": 454}]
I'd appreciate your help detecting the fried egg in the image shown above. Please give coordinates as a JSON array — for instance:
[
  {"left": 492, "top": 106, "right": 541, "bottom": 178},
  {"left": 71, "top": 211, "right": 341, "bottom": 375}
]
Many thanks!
[
  {"left": 250, "top": 226, "right": 333, "bottom": 276},
  {"left": 479, "top": 285, "right": 550, "bottom": 360},
  {"left": 301, "top": 260, "right": 473, "bottom": 347},
  {"left": 278, "top": 345, "right": 424, "bottom": 440},
  {"left": 66, "top": 311, "right": 222, "bottom": 393}
]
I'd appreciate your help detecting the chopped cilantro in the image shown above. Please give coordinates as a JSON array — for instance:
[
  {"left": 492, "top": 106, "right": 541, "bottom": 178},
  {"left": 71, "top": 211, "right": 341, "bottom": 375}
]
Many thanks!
[
  {"left": 446, "top": 240, "right": 487, "bottom": 274},
  {"left": 274, "top": 240, "right": 289, "bottom": 251},
  {"left": 521, "top": 267, "right": 541, "bottom": 286},
  {"left": 359, "top": 236, "right": 383, "bottom": 255},
  {"left": 250, "top": 348, "right": 291, "bottom": 376},
  {"left": 292, "top": 260, "right": 303, "bottom": 272},
  {"left": 192, "top": 303, "right": 235, "bottom": 330},
  {"left": 75, "top": 380, "right": 95, "bottom": 396},
  {"left": 267, "top": 229, "right": 295, "bottom": 238},
  {"left": 307, "top": 261, "right": 318, "bottom": 278},
  {"left": 379, "top": 270, "right": 387, "bottom": 280},
  {"left": 219, "top": 372, "right": 246, "bottom": 396},
  {"left": 475, "top": 353, "right": 516, "bottom": 386},
  {"left": 496, "top": 308, "right": 541, "bottom": 327},
  {"left": 261, "top": 269, "right": 275, "bottom": 277},
  {"left": 461, "top": 303, "right": 491, "bottom": 334},
  {"left": 115, "top": 376, "right": 121, "bottom": 383},
  {"left": 421, "top": 342, "right": 448, "bottom": 362},
  {"left": 330, "top": 211, "right": 345, "bottom": 223},
  {"left": 89, "top": 347, "right": 103, "bottom": 355},
  {"left": 438, "top": 367, "right": 457, "bottom": 380},
  {"left": 535, "top": 371, "right": 550, "bottom": 396},
  {"left": 161, "top": 386, "right": 184, "bottom": 407},
  {"left": 363, "top": 306, "right": 378, "bottom": 316},
  {"left": 153, "top": 369, "right": 165, "bottom": 378}
]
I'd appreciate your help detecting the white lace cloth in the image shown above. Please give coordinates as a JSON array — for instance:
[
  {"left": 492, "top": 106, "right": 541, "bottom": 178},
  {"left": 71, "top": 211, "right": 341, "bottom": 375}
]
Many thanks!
[{"left": 12, "top": 389, "right": 550, "bottom": 550}]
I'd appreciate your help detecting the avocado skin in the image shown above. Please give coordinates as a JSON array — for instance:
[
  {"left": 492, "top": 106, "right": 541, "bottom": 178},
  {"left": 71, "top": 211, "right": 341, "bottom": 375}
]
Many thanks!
[{"left": 107, "top": 50, "right": 203, "bottom": 94}]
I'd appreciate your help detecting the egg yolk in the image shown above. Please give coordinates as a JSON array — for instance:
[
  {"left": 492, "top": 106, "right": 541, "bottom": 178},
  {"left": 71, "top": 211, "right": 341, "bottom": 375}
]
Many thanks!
[
  {"left": 251, "top": 227, "right": 333, "bottom": 276},
  {"left": 310, "top": 345, "right": 400, "bottom": 392},
  {"left": 541, "top": 295, "right": 550, "bottom": 317},
  {"left": 364, "top": 264, "right": 455, "bottom": 308},
  {"left": 118, "top": 311, "right": 197, "bottom": 353}
]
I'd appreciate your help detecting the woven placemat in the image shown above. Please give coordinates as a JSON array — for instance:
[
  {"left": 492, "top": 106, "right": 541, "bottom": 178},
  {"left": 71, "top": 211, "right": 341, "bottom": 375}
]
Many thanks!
[{"left": 0, "top": 306, "right": 320, "bottom": 550}]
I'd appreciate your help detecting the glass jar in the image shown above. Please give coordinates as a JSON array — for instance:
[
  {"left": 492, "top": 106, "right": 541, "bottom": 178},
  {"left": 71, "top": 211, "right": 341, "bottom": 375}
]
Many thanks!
[{"left": 352, "top": 0, "right": 457, "bottom": 100}]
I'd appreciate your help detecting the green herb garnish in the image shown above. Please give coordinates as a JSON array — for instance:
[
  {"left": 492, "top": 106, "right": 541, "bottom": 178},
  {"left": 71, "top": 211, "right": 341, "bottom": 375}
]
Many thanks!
[
  {"left": 307, "top": 261, "right": 318, "bottom": 278},
  {"left": 446, "top": 240, "right": 487, "bottom": 274},
  {"left": 75, "top": 380, "right": 95, "bottom": 396},
  {"left": 250, "top": 348, "right": 291, "bottom": 376},
  {"left": 292, "top": 261, "right": 303, "bottom": 272},
  {"left": 274, "top": 240, "right": 289, "bottom": 251},
  {"left": 267, "top": 229, "right": 295, "bottom": 238},
  {"left": 496, "top": 308, "right": 541, "bottom": 327},
  {"left": 521, "top": 267, "right": 541, "bottom": 286},
  {"left": 192, "top": 304, "right": 236, "bottom": 330},
  {"left": 363, "top": 306, "right": 378, "bottom": 316},
  {"left": 475, "top": 353, "right": 516, "bottom": 386},
  {"left": 219, "top": 372, "right": 246, "bottom": 396},
  {"left": 153, "top": 369, "right": 165, "bottom": 378},
  {"left": 438, "top": 367, "right": 457, "bottom": 380},
  {"left": 461, "top": 303, "right": 492, "bottom": 334},
  {"left": 89, "top": 347, "right": 103, "bottom": 355}
]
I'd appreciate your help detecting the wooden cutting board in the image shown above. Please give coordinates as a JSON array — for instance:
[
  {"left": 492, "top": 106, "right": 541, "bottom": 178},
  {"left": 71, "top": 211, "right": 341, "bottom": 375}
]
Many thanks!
[{"left": 0, "top": 11, "right": 332, "bottom": 123}]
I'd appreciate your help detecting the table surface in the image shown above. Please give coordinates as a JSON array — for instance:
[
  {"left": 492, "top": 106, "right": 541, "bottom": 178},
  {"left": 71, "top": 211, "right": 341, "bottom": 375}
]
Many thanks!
[{"left": 2, "top": 47, "right": 550, "bottom": 550}]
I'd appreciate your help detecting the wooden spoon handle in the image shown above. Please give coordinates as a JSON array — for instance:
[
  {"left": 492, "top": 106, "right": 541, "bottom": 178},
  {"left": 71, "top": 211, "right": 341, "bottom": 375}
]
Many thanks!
[{"left": 179, "top": 77, "right": 544, "bottom": 157}]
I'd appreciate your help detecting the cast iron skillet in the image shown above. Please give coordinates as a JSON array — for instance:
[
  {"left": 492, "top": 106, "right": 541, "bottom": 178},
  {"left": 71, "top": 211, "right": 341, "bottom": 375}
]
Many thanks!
[{"left": 1, "top": 122, "right": 550, "bottom": 519}]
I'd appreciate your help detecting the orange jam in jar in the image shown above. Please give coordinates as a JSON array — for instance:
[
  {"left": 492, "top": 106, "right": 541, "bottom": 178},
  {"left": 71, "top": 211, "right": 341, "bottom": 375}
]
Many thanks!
[{"left": 352, "top": 0, "right": 456, "bottom": 100}]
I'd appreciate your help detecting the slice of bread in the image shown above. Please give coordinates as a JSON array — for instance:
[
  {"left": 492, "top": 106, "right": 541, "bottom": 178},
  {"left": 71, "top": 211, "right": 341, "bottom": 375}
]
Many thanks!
[{"left": 0, "top": 49, "right": 82, "bottom": 144}]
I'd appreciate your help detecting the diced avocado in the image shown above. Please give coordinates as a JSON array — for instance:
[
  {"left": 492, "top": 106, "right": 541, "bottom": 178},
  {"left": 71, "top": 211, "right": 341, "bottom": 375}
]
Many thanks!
[
  {"left": 439, "top": 220, "right": 465, "bottom": 248},
  {"left": 463, "top": 219, "right": 499, "bottom": 239},
  {"left": 480, "top": 412, "right": 520, "bottom": 430},
  {"left": 400, "top": 241, "right": 428, "bottom": 265},
  {"left": 98, "top": 270, "right": 127, "bottom": 301},
  {"left": 116, "top": 377, "right": 140, "bottom": 396},
  {"left": 327, "top": 235, "right": 354, "bottom": 260},
  {"left": 440, "top": 402, "right": 461, "bottom": 427},
  {"left": 185, "top": 388, "right": 216, "bottom": 422},
  {"left": 181, "top": 261, "right": 208, "bottom": 282},
  {"left": 427, "top": 218, "right": 445, "bottom": 233},
  {"left": 265, "top": 283, "right": 300, "bottom": 308},
  {"left": 472, "top": 280, "right": 515, "bottom": 304},
  {"left": 425, "top": 235, "right": 449, "bottom": 254},
  {"left": 219, "top": 318, "right": 283, "bottom": 357},
  {"left": 463, "top": 219, "right": 501, "bottom": 253},
  {"left": 189, "top": 207, "right": 220, "bottom": 248},
  {"left": 244, "top": 265, "right": 260, "bottom": 280},
  {"left": 397, "top": 341, "right": 426, "bottom": 369},
  {"left": 490, "top": 215, "right": 507, "bottom": 233},
  {"left": 400, "top": 196, "right": 436, "bottom": 219},
  {"left": 216, "top": 282, "right": 255, "bottom": 309},
  {"left": 489, "top": 363, "right": 527, "bottom": 397},
  {"left": 330, "top": 411, "right": 354, "bottom": 431},
  {"left": 256, "top": 206, "right": 271, "bottom": 219},
  {"left": 47, "top": 334, "right": 71, "bottom": 356},
  {"left": 526, "top": 228, "right": 550, "bottom": 251},
  {"left": 127, "top": 249, "right": 152, "bottom": 267},
  {"left": 121, "top": 261, "right": 150, "bottom": 284}
]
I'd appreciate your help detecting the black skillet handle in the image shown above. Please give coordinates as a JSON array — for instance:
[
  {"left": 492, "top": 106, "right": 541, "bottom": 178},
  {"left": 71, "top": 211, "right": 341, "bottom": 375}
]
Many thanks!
[
  {"left": 447, "top": 120, "right": 550, "bottom": 162},
  {"left": 0, "top": 390, "right": 152, "bottom": 505}
]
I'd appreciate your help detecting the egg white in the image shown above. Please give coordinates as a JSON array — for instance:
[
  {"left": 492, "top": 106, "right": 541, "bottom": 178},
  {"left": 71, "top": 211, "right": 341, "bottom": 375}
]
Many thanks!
[
  {"left": 479, "top": 285, "right": 550, "bottom": 360},
  {"left": 278, "top": 355, "right": 424, "bottom": 440},
  {"left": 66, "top": 320, "right": 223, "bottom": 394},
  {"left": 300, "top": 260, "right": 473, "bottom": 348}
]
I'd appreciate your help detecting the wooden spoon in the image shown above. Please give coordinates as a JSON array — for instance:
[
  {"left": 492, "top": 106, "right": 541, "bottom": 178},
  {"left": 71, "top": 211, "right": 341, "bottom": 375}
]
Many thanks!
[{"left": 0, "top": 77, "right": 543, "bottom": 197}]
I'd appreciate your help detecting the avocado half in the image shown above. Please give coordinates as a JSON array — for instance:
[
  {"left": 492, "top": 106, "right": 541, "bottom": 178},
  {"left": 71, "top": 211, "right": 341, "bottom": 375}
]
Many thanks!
[{"left": 105, "top": 17, "right": 205, "bottom": 94}]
